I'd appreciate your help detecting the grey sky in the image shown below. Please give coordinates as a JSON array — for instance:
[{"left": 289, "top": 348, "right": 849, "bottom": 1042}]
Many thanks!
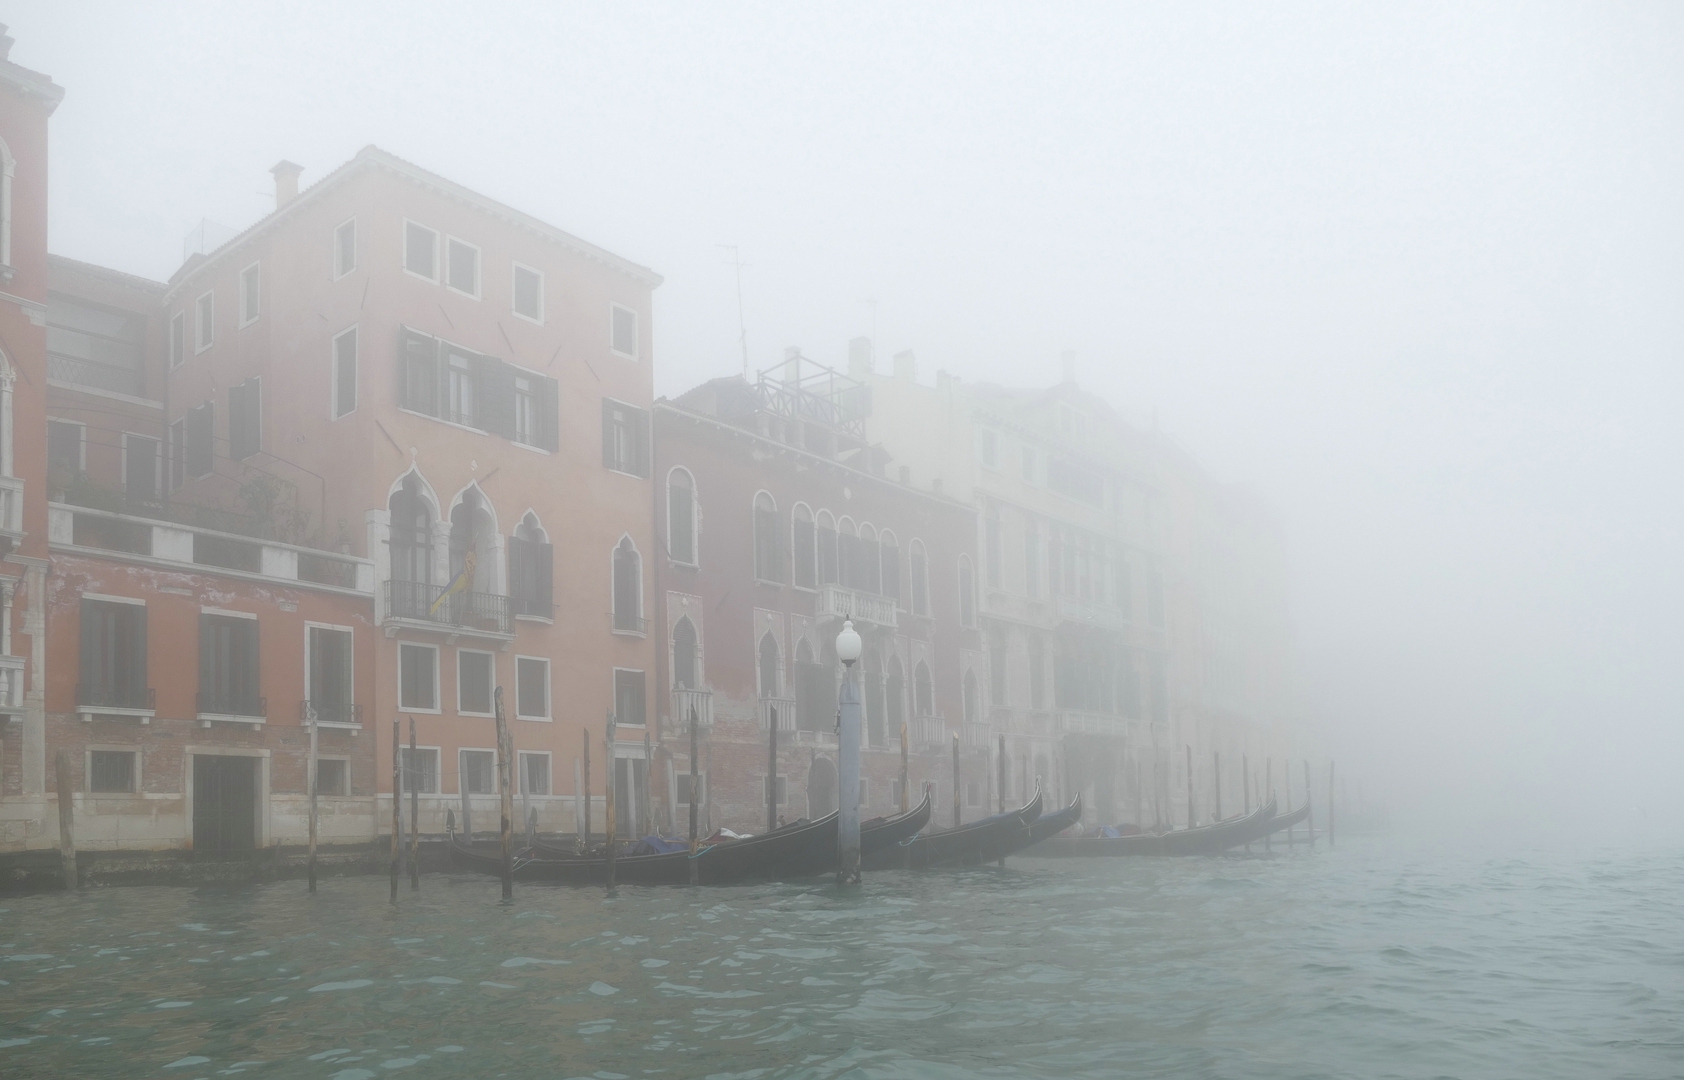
[{"left": 15, "top": 2, "right": 1682, "bottom": 839}]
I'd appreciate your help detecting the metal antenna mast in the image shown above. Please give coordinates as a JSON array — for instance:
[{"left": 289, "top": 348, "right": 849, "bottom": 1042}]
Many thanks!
[{"left": 721, "top": 245, "right": 749, "bottom": 381}]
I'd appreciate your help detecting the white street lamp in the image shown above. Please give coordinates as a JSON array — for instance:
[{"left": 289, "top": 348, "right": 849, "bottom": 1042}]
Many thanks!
[{"left": 834, "top": 618, "right": 863, "bottom": 884}]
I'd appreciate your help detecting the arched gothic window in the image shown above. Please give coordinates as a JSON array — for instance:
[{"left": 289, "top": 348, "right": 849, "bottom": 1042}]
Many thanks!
[
  {"left": 909, "top": 539, "right": 930, "bottom": 617},
  {"left": 958, "top": 555, "right": 976, "bottom": 628},
  {"left": 672, "top": 615, "right": 699, "bottom": 690},
  {"left": 753, "top": 491, "right": 783, "bottom": 582},
  {"left": 757, "top": 631, "right": 781, "bottom": 698},
  {"left": 914, "top": 660, "right": 934, "bottom": 718},
  {"left": 612, "top": 537, "right": 643, "bottom": 633},
  {"left": 791, "top": 503, "right": 816, "bottom": 588}
]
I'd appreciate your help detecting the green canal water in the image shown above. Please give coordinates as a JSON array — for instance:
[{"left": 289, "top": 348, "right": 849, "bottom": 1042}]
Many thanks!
[{"left": 2, "top": 838, "right": 1680, "bottom": 1078}]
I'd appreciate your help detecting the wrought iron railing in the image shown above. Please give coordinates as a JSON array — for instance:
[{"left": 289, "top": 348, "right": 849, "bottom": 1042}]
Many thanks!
[
  {"left": 197, "top": 691, "right": 266, "bottom": 718},
  {"left": 386, "top": 579, "right": 512, "bottom": 636},
  {"left": 759, "top": 696, "right": 797, "bottom": 732},
  {"left": 300, "top": 700, "right": 363, "bottom": 727},
  {"left": 75, "top": 681, "right": 155, "bottom": 711}
]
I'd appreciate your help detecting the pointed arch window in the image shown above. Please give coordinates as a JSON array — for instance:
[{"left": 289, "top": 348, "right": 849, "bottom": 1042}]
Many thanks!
[
  {"left": 389, "top": 476, "right": 434, "bottom": 585},
  {"left": 886, "top": 656, "right": 906, "bottom": 733},
  {"left": 958, "top": 555, "right": 976, "bottom": 628},
  {"left": 879, "top": 530, "right": 900, "bottom": 604},
  {"left": 816, "top": 510, "right": 839, "bottom": 585},
  {"left": 962, "top": 669, "right": 978, "bottom": 725},
  {"left": 509, "top": 512, "right": 553, "bottom": 619},
  {"left": 791, "top": 503, "right": 816, "bottom": 589},
  {"left": 909, "top": 539, "right": 930, "bottom": 617},
  {"left": 612, "top": 538, "right": 644, "bottom": 634},
  {"left": 858, "top": 524, "right": 882, "bottom": 594},
  {"left": 757, "top": 631, "right": 782, "bottom": 698},
  {"left": 914, "top": 661, "right": 935, "bottom": 718},
  {"left": 753, "top": 492, "right": 784, "bottom": 583},
  {"left": 672, "top": 615, "right": 700, "bottom": 689},
  {"left": 667, "top": 468, "right": 698, "bottom": 565}
]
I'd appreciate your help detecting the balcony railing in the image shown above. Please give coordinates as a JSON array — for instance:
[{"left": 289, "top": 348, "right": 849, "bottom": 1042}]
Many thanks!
[
  {"left": 1054, "top": 710, "right": 1125, "bottom": 737},
  {"left": 673, "top": 687, "right": 713, "bottom": 731},
  {"left": 611, "top": 611, "right": 649, "bottom": 635},
  {"left": 759, "top": 696, "right": 797, "bottom": 732},
  {"left": 48, "top": 353, "right": 145, "bottom": 397},
  {"left": 76, "top": 681, "right": 155, "bottom": 711},
  {"left": 386, "top": 579, "right": 512, "bottom": 636},
  {"left": 913, "top": 714, "right": 947, "bottom": 748},
  {"left": 0, "top": 655, "right": 24, "bottom": 712},
  {"left": 1055, "top": 595, "right": 1130, "bottom": 631},
  {"left": 964, "top": 720, "right": 991, "bottom": 749},
  {"left": 815, "top": 583, "right": 898, "bottom": 628},
  {"left": 197, "top": 691, "right": 267, "bottom": 719},
  {"left": 300, "top": 700, "right": 363, "bottom": 728}
]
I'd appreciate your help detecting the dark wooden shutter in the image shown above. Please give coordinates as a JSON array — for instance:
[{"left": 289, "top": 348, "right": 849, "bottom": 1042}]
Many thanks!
[
  {"left": 239, "top": 619, "right": 260, "bottom": 713},
  {"left": 229, "top": 380, "right": 261, "bottom": 460},
  {"left": 601, "top": 399, "right": 615, "bottom": 469},
  {"left": 125, "top": 605, "right": 147, "bottom": 703},
  {"left": 477, "top": 355, "right": 516, "bottom": 438},
  {"left": 533, "top": 541, "right": 553, "bottom": 613},
  {"left": 634, "top": 408, "right": 651, "bottom": 478},
  {"left": 507, "top": 536, "right": 525, "bottom": 603},
  {"left": 537, "top": 375, "right": 559, "bottom": 452},
  {"left": 185, "top": 402, "right": 214, "bottom": 477},
  {"left": 77, "top": 599, "right": 99, "bottom": 701},
  {"left": 399, "top": 328, "right": 439, "bottom": 416},
  {"left": 198, "top": 613, "right": 215, "bottom": 707}
]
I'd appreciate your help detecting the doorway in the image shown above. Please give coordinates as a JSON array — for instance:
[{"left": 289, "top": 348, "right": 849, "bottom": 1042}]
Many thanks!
[
  {"left": 193, "top": 754, "right": 258, "bottom": 857},
  {"left": 614, "top": 757, "right": 648, "bottom": 838}
]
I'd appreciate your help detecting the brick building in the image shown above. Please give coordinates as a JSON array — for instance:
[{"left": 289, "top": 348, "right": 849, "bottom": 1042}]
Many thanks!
[{"left": 651, "top": 352, "right": 985, "bottom": 836}]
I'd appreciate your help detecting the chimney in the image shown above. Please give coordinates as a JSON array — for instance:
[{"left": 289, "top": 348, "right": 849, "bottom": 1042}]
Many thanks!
[
  {"left": 270, "top": 160, "right": 304, "bottom": 211},
  {"left": 893, "top": 349, "right": 917, "bottom": 382},
  {"left": 848, "top": 336, "right": 873, "bottom": 379},
  {"left": 1061, "top": 349, "right": 1077, "bottom": 385}
]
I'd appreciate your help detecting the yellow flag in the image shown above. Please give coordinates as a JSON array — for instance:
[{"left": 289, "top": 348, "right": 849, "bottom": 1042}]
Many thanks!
[{"left": 430, "top": 549, "right": 476, "bottom": 615}]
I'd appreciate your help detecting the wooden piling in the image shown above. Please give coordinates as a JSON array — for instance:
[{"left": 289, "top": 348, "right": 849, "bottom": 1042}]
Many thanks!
[
  {"left": 494, "top": 687, "right": 514, "bottom": 901},
  {"left": 1303, "top": 758, "right": 1314, "bottom": 849},
  {"left": 522, "top": 739, "right": 535, "bottom": 852},
  {"left": 54, "top": 750, "right": 76, "bottom": 890},
  {"left": 899, "top": 722, "right": 909, "bottom": 813},
  {"left": 582, "top": 729, "right": 591, "bottom": 844},
  {"left": 408, "top": 718, "right": 420, "bottom": 890},
  {"left": 1185, "top": 744, "right": 1193, "bottom": 829},
  {"left": 307, "top": 711, "right": 318, "bottom": 892},
  {"left": 1265, "top": 757, "right": 1272, "bottom": 852},
  {"left": 642, "top": 731, "right": 653, "bottom": 840},
  {"left": 1284, "top": 761, "right": 1294, "bottom": 845},
  {"left": 459, "top": 747, "right": 473, "bottom": 840},
  {"left": 952, "top": 733, "right": 961, "bottom": 827},
  {"left": 997, "top": 734, "right": 1006, "bottom": 814},
  {"left": 1328, "top": 760, "right": 1336, "bottom": 848},
  {"left": 1213, "top": 750, "right": 1222, "bottom": 822},
  {"left": 605, "top": 710, "right": 618, "bottom": 890},
  {"left": 767, "top": 705, "right": 779, "bottom": 834},
  {"left": 689, "top": 704, "right": 700, "bottom": 885},
  {"left": 389, "top": 717, "right": 400, "bottom": 904},
  {"left": 1242, "top": 754, "right": 1250, "bottom": 814}
]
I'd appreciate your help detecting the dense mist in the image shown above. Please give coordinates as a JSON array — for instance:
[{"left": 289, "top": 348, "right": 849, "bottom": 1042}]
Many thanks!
[{"left": 17, "top": 1, "right": 1682, "bottom": 844}]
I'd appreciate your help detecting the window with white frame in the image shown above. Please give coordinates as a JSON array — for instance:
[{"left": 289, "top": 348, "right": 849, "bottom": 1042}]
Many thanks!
[
  {"left": 610, "top": 303, "right": 638, "bottom": 358},
  {"left": 195, "top": 291, "right": 215, "bottom": 352},
  {"left": 170, "top": 311, "right": 187, "bottom": 369},
  {"left": 520, "top": 751, "right": 551, "bottom": 795},
  {"left": 239, "top": 263, "right": 260, "bottom": 326},
  {"left": 88, "top": 749, "right": 136, "bottom": 793},
  {"left": 404, "top": 221, "right": 438, "bottom": 280},
  {"left": 315, "top": 757, "right": 349, "bottom": 796},
  {"left": 401, "top": 746, "right": 439, "bottom": 793},
  {"left": 446, "top": 237, "right": 480, "bottom": 297},
  {"left": 513, "top": 375, "right": 535, "bottom": 447},
  {"left": 512, "top": 263, "right": 543, "bottom": 323},
  {"left": 458, "top": 649, "right": 493, "bottom": 715},
  {"left": 398, "top": 642, "right": 438, "bottom": 711},
  {"left": 306, "top": 625, "right": 354, "bottom": 726},
  {"left": 334, "top": 218, "right": 356, "bottom": 278},
  {"left": 516, "top": 656, "right": 550, "bottom": 719},
  {"left": 460, "top": 749, "right": 495, "bottom": 795},
  {"left": 332, "top": 326, "right": 357, "bottom": 418}
]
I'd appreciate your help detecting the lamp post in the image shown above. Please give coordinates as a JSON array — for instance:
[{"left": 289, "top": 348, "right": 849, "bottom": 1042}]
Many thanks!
[{"left": 834, "top": 618, "right": 863, "bottom": 885}]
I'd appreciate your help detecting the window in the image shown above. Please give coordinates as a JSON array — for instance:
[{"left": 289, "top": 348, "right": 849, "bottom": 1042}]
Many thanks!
[
  {"left": 520, "top": 752, "right": 551, "bottom": 795},
  {"left": 458, "top": 649, "right": 493, "bottom": 715},
  {"left": 672, "top": 616, "right": 700, "bottom": 690},
  {"left": 123, "top": 434, "right": 160, "bottom": 505},
  {"left": 306, "top": 626, "right": 355, "bottom": 725},
  {"left": 185, "top": 401, "right": 214, "bottom": 478},
  {"left": 753, "top": 492, "right": 783, "bottom": 583},
  {"left": 315, "top": 758, "right": 349, "bottom": 796},
  {"left": 914, "top": 661, "right": 934, "bottom": 717},
  {"left": 513, "top": 377, "right": 535, "bottom": 446},
  {"left": 516, "top": 656, "right": 550, "bottom": 719},
  {"left": 513, "top": 264, "right": 543, "bottom": 323},
  {"left": 668, "top": 469, "right": 697, "bottom": 565},
  {"left": 612, "top": 537, "right": 643, "bottom": 633},
  {"left": 758, "top": 633, "right": 782, "bottom": 698},
  {"left": 886, "top": 657, "right": 905, "bottom": 732},
  {"left": 168, "top": 419, "right": 185, "bottom": 491},
  {"left": 764, "top": 775, "right": 787, "bottom": 805},
  {"left": 963, "top": 669, "right": 978, "bottom": 724},
  {"left": 602, "top": 399, "right": 650, "bottom": 476},
  {"left": 985, "top": 509, "right": 1002, "bottom": 589},
  {"left": 460, "top": 750, "right": 495, "bottom": 795},
  {"left": 398, "top": 642, "right": 438, "bottom": 711},
  {"left": 78, "top": 599, "right": 149, "bottom": 710},
  {"left": 1028, "top": 636, "right": 1045, "bottom": 709},
  {"left": 89, "top": 750, "right": 136, "bottom": 793},
  {"left": 332, "top": 327, "right": 357, "bottom": 418},
  {"left": 195, "top": 291, "right": 215, "bottom": 352},
  {"left": 48, "top": 419, "right": 83, "bottom": 477},
  {"left": 509, "top": 515, "right": 554, "bottom": 618},
  {"left": 239, "top": 263, "right": 260, "bottom": 326},
  {"left": 389, "top": 476, "right": 434, "bottom": 586},
  {"left": 199, "top": 613, "right": 261, "bottom": 717},
  {"left": 1024, "top": 521, "right": 1041, "bottom": 599},
  {"left": 857, "top": 524, "right": 882, "bottom": 594},
  {"left": 401, "top": 747, "right": 439, "bottom": 794},
  {"left": 816, "top": 511, "right": 838, "bottom": 585},
  {"left": 335, "top": 218, "right": 357, "bottom": 278},
  {"left": 170, "top": 311, "right": 187, "bottom": 369},
  {"left": 979, "top": 429, "right": 998, "bottom": 469},
  {"left": 446, "top": 237, "right": 480, "bottom": 296},
  {"left": 1113, "top": 555, "right": 1132, "bottom": 618},
  {"left": 228, "top": 378, "right": 261, "bottom": 460},
  {"left": 405, "top": 221, "right": 438, "bottom": 280},
  {"left": 909, "top": 539, "right": 930, "bottom": 617},
  {"left": 958, "top": 557, "right": 976, "bottom": 628},
  {"left": 1047, "top": 457, "right": 1105, "bottom": 506},
  {"left": 446, "top": 350, "right": 476, "bottom": 427},
  {"left": 880, "top": 531, "right": 900, "bottom": 604},
  {"left": 614, "top": 668, "right": 646, "bottom": 725},
  {"left": 610, "top": 303, "right": 638, "bottom": 358},
  {"left": 791, "top": 504, "right": 815, "bottom": 588}
]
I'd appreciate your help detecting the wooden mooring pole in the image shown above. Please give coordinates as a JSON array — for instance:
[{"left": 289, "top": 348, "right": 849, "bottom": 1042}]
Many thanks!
[
  {"left": 767, "top": 705, "right": 779, "bottom": 834},
  {"left": 952, "top": 732, "right": 962, "bottom": 827},
  {"left": 55, "top": 750, "right": 77, "bottom": 890},
  {"left": 1328, "top": 760, "right": 1336, "bottom": 848},
  {"left": 899, "top": 723, "right": 909, "bottom": 814},
  {"left": 389, "top": 717, "right": 400, "bottom": 904},
  {"left": 307, "top": 711, "right": 318, "bottom": 892},
  {"left": 1213, "top": 750, "right": 1222, "bottom": 822},
  {"left": 1185, "top": 744, "right": 1194, "bottom": 829},
  {"left": 1304, "top": 758, "right": 1314, "bottom": 849},
  {"left": 494, "top": 687, "right": 514, "bottom": 901},
  {"left": 689, "top": 704, "right": 700, "bottom": 886},
  {"left": 582, "top": 728, "right": 591, "bottom": 844},
  {"left": 1265, "top": 757, "right": 1272, "bottom": 852},
  {"left": 605, "top": 710, "right": 618, "bottom": 890},
  {"left": 408, "top": 718, "right": 420, "bottom": 890},
  {"left": 1285, "top": 762, "right": 1295, "bottom": 845}
]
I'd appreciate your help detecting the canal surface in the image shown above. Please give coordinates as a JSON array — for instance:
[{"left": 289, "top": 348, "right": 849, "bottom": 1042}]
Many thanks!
[{"left": 2, "top": 838, "right": 1680, "bottom": 1079}]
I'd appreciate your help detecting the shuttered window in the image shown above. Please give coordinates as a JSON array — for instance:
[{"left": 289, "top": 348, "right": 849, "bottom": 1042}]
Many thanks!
[
  {"left": 613, "top": 669, "right": 646, "bottom": 726},
  {"left": 306, "top": 627, "right": 354, "bottom": 725},
  {"left": 228, "top": 378, "right": 261, "bottom": 460},
  {"left": 199, "top": 614, "right": 261, "bottom": 717},
  {"left": 507, "top": 535, "right": 554, "bottom": 618},
  {"left": 397, "top": 328, "right": 556, "bottom": 449},
  {"left": 601, "top": 399, "right": 649, "bottom": 476},
  {"left": 398, "top": 643, "right": 438, "bottom": 711},
  {"left": 753, "top": 493, "right": 783, "bottom": 583},
  {"left": 185, "top": 401, "right": 214, "bottom": 478},
  {"left": 124, "top": 435, "right": 159, "bottom": 505},
  {"left": 333, "top": 328, "right": 357, "bottom": 418},
  {"left": 77, "top": 599, "right": 148, "bottom": 710}
]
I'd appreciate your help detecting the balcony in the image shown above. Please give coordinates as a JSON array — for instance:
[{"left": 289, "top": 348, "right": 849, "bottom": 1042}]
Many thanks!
[
  {"left": 197, "top": 691, "right": 267, "bottom": 726},
  {"left": 815, "top": 583, "right": 897, "bottom": 628},
  {"left": 385, "top": 579, "right": 512, "bottom": 638},
  {"left": 0, "top": 476, "right": 22, "bottom": 541},
  {"left": 759, "top": 696, "right": 796, "bottom": 732},
  {"left": 0, "top": 655, "right": 24, "bottom": 715},
  {"left": 913, "top": 714, "right": 947, "bottom": 748},
  {"left": 1054, "top": 710, "right": 1126, "bottom": 737},
  {"left": 1055, "top": 595, "right": 1129, "bottom": 631},
  {"left": 964, "top": 720, "right": 991, "bottom": 749},
  {"left": 76, "top": 680, "right": 155, "bottom": 723},
  {"left": 301, "top": 700, "right": 363, "bottom": 729},
  {"left": 48, "top": 352, "right": 145, "bottom": 397},
  {"left": 672, "top": 687, "right": 713, "bottom": 731}
]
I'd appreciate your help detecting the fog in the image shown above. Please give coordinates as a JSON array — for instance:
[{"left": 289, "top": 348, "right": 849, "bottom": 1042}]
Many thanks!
[{"left": 17, "top": 2, "right": 1682, "bottom": 844}]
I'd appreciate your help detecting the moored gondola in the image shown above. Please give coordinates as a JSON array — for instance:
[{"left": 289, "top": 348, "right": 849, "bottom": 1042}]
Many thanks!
[
  {"left": 1026, "top": 797, "right": 1276, "bottom": 857},
  {"left": 862, "top": 784, "right": 1043, "bottom": 870}
]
